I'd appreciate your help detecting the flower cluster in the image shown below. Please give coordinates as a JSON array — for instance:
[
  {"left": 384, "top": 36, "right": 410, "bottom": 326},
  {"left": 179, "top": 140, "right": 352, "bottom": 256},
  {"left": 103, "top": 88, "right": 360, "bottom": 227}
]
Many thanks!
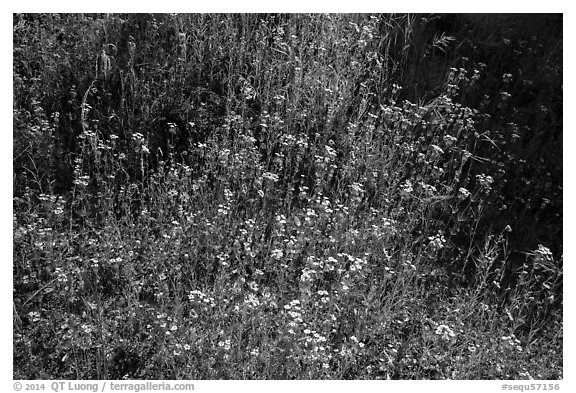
[{"left": 188, "top": 290, "right": 216, "bottom": 317}]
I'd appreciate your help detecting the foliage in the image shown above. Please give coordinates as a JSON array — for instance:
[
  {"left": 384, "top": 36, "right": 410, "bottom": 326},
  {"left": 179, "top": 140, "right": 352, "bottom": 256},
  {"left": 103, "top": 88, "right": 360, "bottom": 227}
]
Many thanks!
[{"left": 13, "top": 13, "right": 562, "bottom": 379}]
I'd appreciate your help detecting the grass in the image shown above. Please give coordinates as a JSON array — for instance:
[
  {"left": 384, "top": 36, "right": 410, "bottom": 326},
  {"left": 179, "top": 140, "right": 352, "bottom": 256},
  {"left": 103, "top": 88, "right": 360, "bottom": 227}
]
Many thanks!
[{"left": 13, "top": 13, "right": 562, "bottom": 380}]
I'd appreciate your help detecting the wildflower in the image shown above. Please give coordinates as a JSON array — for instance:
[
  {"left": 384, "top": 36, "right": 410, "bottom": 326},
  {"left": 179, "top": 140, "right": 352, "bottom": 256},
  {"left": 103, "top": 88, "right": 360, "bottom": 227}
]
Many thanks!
[
  {"left": 458, "top": 187, "right": 471, "bottom": 200},
  {"left": 262, "top": 172, "right": 279, "bottom": 182},
  {"left": 534, "top": 244, "right": 553, "bottom": 264},
  {"left": 300, "top": 267, "right": 316, "bottom": 283},
  {"left": 476, "top": 174, "right": 494, "bottom": 190},
  {"left": 73, "top": 176, "right": 90, "bottom": 187},
  {"left": 28, "top": 311, "right": 41, "bottom": 323},
  {"left": 502, "top": 73, "right": 513, "bottom": 83},
  {"left": 248, "top": 281, "right": 259, "bottom": 292},
  {"left": 400, "top": 180, "right": 413, "bottom": 195},
  {"left": 428, "top": 233, "right": 446, "bottom": 251},
  {"left": 435, "top": 324, "right": 455, "bottom": 340},
  {"left": 471, "top": 69, "right": 481, "bottom": 82}
]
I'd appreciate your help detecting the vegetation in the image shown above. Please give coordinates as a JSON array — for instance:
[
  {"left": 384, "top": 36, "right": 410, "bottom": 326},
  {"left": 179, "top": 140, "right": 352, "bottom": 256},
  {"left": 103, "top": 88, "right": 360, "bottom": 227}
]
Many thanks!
[{"left": 13, "top": 13, "right": 562, "bottom": 379}]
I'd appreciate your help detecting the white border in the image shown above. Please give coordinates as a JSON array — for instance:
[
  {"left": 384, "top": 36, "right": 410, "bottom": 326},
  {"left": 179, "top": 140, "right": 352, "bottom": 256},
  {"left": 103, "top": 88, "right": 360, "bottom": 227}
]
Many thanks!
[{"left": 4, "top": 5, "right": 571, "bottom": 392}]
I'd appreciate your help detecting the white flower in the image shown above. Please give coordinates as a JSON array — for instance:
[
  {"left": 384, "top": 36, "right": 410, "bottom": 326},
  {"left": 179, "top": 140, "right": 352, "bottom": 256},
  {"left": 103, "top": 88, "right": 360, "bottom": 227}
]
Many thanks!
[
  {"left": 458, "top": 187, "right": 471, "bottom": 200},
  {"left": 400, "top": 180, "right": 413, "bottom": 194},
  {"left": 435, "top": 324, "right": 455, "bottom": 340},
  {"left": 262, "top": 172, "right": 279, "bottom": 182},
  {"left": 476, "top": 174, "right": 494, "bottom": 189},
  {"left": 428, "top": 233, "right": 446, "bottom": 250},
  {"left": 534, "top": 244, "right": 553, "bottom": 263},
  {"left": 28, "top": 311, "right": 41, "bottom": 322}
]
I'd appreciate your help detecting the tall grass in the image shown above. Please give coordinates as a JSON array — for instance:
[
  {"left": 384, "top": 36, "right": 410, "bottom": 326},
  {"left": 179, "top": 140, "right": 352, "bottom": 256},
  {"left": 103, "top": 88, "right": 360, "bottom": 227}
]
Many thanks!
[{"left": 13, "top": 13, "right": 562, "bottom": 379}]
